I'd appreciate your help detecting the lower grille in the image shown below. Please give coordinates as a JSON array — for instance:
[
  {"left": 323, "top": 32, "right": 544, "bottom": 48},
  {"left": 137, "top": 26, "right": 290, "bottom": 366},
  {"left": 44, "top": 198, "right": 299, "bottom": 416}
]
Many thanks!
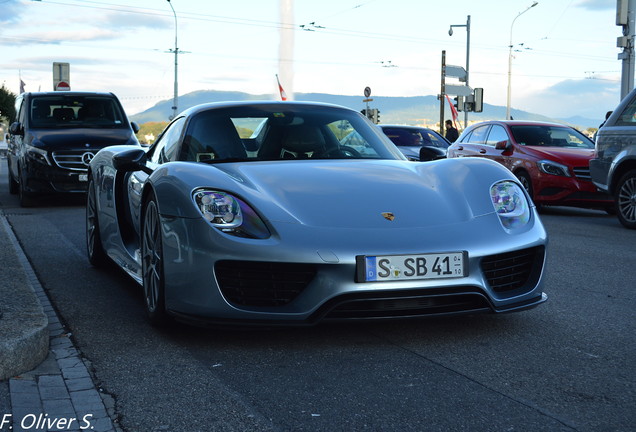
[
  {"left": 573, "top": 166, "right": 592, "bottom": 181},
  {"left": 481, "top": 246, "right": 544, "bottom": 293},
  {"left": 215, "top": 260, "right": 317, "bottom": 307},
  {"left": 322, "top": 290, "right": 490, "bottom": 320}
]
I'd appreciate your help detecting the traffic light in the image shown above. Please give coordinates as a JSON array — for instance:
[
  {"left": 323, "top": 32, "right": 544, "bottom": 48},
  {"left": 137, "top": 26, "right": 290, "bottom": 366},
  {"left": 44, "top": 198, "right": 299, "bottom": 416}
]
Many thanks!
[
  {"left": 371, "top": 109, "right": 381, "bottom": 124},
  {"left": 473, "top": 88, "right": 484, "bottom": 113},
  {"left": 361, "top": 109, "right": 367, "bottom": 117},
  {"left": 453, "top": 96, "right": 464, "bottom": 112}
]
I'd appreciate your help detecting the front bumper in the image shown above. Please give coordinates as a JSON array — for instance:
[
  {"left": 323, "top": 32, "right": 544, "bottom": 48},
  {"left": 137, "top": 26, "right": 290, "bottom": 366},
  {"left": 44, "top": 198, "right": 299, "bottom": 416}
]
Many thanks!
[
  {"left": 158, "top": 210, "right": 549, "bottom": 325},
  {"left": 534, "top": 174, "right": 612, "bottom": 207}
]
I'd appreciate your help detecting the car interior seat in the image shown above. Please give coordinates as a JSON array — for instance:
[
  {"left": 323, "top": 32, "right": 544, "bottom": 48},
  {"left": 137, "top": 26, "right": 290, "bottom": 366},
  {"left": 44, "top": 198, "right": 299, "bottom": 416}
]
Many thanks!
[
  {"left": 279, "top": 125, "right": 326, "bottom": 159},
  {"left": 52, "top": 108, "right": 75, "bottom": 122},
  {"left": 181, "top": 116, "right": 247, "bottom": 162}
]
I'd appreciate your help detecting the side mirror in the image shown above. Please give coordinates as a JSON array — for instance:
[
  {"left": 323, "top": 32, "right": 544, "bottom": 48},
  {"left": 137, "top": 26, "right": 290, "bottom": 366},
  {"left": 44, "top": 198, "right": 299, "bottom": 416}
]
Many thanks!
[
  {"left": 495, "top": 140, "right": 512, "bottom": 151},
  {"left": 9, "top": 122, "right": 24, "bottom": 136},
  {"left": 112, "top": 148, "right": 153, "bottom": 174},
  {"left": 130, "top": 121, "right": 140, "bottom": 134},
  {"left": 419, "top": 146, "right": 446, "bottom": 162}
]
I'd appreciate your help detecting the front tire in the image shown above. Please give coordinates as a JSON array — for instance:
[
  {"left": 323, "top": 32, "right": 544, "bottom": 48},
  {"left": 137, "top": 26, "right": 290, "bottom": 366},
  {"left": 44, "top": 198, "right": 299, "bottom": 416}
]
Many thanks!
[
  {"left": 18, "top": 179, "right": 34, "bottom": 207},
  {"left": 616, "top": 169, "right": 636, "bottom": 229},
  {"left": 141, "top": 194, "right": 169, "bottom": 326},
  {"left": 515, "top": 170, "right": 534, "bottom": 199},
  {"left": 86, "top": 177, "right": 108, "bottom": 266},
  {"left": 8, "top": 161, "right": 18, "bottom": 195}
]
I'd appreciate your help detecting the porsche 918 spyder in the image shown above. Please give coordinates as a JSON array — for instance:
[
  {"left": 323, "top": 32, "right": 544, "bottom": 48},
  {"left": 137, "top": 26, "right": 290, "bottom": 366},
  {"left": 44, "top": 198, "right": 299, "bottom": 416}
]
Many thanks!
[{"left": 86, "top": 101, "right": 548, "bottom": 326}]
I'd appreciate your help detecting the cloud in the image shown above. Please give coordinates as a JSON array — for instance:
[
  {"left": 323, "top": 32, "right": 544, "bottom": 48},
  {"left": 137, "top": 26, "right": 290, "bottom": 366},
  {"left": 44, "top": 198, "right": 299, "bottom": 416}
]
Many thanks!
[
  {"left": 574, "top": 0, "right": 615, "bottom": 11},
  {"left": 522, "top": 78, "right": 620, "bottom": 121},
  {"left": 0, "top": 0, "right": 24, "bottom": 25},
  {"left": 12, "top": 29, "right": 122, "bottom": 45},
  {"left": 101, "top": 11, "right": 171, "bottom": 30}
]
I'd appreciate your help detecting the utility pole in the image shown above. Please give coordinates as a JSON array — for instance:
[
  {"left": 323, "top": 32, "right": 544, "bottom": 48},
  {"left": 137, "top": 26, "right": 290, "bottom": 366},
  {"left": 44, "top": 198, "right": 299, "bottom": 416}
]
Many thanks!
[
  {"left": 167, "top": 0, "right": 180, "bottom": 120},
  {"left": 440, "top": 51, "right": 446, "bottom": 136},
  {"left": 618, "top": 0, "right": 636, "bottom": 99},
  {"left": 506, "top": 2, "right": 538, "bottom": 120},
  {"left": 448, "top": 16, "right": 470, "bottom": 128}
]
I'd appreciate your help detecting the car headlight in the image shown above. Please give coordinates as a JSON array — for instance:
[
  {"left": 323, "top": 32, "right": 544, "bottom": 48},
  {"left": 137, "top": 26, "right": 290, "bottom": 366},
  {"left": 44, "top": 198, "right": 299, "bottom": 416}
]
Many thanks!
[
  {"left": 26, "top": 144, "right": 50, "bottom": 165},
  {"left": 193, "top": 190, "right": 270, "bottom": 239},
  {"left": 537, "top": 159, "right": 570, "bottom": 177},
  {"left": 490, "top": 181, "right": 530, "bottom": 230}
]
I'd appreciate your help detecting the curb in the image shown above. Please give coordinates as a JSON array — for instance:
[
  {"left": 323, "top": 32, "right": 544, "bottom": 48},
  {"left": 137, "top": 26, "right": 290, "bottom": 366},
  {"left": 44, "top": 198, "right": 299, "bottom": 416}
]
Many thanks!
[{"left": 0, "top": 215, "right": 49, "bottom": 381}]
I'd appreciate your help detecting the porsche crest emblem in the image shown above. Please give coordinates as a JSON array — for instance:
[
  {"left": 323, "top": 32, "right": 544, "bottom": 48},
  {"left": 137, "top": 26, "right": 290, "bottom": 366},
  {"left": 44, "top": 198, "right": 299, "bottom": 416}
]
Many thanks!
[{"left": 381, "top": 212, "right": 395, "bottom": 221}]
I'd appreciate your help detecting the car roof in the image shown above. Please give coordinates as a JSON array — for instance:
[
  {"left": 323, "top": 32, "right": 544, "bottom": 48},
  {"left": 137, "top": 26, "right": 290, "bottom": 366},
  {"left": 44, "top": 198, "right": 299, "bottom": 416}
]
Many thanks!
[
  {"left": 470, "top": 120, "right": 571, "bottom": 128},
  {"left": 180, "top": 100, "right": 357, "bottom": 117},
  {"left": 379, "top": 124, "right": 434, "bottom": 130},
  {"left": 25, "top": 91, "right": 117, "bottom": 98}
]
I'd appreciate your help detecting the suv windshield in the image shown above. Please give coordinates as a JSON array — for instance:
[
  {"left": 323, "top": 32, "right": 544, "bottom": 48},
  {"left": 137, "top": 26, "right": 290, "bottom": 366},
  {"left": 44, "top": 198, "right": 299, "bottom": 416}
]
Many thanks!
[{"left": 30, "top": 95, "right": 127, "bottom": 128}]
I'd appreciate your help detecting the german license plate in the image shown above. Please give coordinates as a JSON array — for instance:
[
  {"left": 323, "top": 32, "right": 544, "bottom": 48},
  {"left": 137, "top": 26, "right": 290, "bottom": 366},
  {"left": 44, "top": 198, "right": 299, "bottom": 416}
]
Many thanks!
[
  {"left": 79, "top": 174, "right": 88, "bottom": 182},
  {"left": 358, "top": 252, "right": 466, "bottom": 282}
]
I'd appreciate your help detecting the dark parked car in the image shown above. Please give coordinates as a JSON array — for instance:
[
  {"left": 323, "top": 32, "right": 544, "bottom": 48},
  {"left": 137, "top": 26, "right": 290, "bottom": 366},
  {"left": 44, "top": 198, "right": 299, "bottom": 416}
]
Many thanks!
[
  {"left": 379, "top": 125, "right": 449, "bottom": 161},
  {"left": 447, "top": 120, "right": 613, "bottom": 211},
  {"left": 591, "top": 88, "right": 636, "bottom": 229},
  {"left": 6, "top": 91, "right": 140, "bottom": 206}
]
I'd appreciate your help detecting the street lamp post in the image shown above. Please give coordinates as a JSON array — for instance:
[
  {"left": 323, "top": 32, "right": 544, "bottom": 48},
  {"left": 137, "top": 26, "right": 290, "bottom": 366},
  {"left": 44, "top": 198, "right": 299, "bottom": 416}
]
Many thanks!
[
  {"left": 448, "top": 15, "right": 470, "bottom": 129},
  {"left": 167, "top": 0, "right": 179, "bottom": 120},
  {"left": 506, "top": 1, "right": 538, "bottom": 120}
]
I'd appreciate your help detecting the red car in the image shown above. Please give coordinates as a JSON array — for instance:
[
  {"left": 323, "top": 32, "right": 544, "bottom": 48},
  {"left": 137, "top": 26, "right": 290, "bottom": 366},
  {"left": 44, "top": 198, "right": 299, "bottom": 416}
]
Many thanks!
[{"left": 447, "top": 120, "right": 613, "bottom": 210}]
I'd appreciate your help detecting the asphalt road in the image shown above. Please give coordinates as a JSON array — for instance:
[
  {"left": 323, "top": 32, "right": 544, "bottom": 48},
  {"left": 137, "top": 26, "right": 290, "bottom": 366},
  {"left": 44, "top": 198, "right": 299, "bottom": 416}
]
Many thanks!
[{"left": 0, "top": 166, "right": 634, "bottom": 431}]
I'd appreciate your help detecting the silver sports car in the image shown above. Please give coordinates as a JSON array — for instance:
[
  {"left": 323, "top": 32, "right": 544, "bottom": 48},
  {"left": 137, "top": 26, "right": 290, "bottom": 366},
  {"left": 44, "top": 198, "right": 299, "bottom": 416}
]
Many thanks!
[{"left": 86, "top": 101, "right": 548, "bottom": 326}]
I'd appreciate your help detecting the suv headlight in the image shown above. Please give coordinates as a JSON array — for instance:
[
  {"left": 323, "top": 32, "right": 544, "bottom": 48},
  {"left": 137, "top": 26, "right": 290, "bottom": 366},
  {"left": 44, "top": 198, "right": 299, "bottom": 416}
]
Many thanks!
[
  {"left": 193, "top": 189, "right": 270, "bottom": 239},
  {"left": 537, "top": 159, "right": 570, "bottom": 177},
  {"left": 25, "top": 144, "right": 51, "bottom": 165},
  {"left": 490, "top": 181, "right": 530, "bottom": 230}
]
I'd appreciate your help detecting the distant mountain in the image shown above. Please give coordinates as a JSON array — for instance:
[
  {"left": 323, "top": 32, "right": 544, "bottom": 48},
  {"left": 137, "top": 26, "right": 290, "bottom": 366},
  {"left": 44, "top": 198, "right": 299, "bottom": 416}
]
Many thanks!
[{"left": 129, "top": 90, "right": 600, "bottom": 130}]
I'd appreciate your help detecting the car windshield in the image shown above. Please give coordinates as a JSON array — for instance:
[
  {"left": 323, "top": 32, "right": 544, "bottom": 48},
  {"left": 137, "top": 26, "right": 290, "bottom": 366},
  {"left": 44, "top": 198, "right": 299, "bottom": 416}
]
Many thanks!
[
  {"left": 178, "top": 105, "right": 405, "bottom": 163},
  {"left": 381, "top": 127, "right": 449, "bottom": 149},
  {"left": 30, "top": 96, "right": 127, "bottom": 128},
  {"left": 509, "top": 125, "right": 593, "bottom": 149}
]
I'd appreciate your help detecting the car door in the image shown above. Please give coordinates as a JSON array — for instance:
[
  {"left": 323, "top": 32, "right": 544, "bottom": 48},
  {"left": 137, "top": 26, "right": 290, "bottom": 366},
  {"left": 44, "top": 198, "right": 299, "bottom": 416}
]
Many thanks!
[
  {"left": 483, "top": 123, "right": 515, "bottom": 171},
  {"left": 450, "top": 124, "right": 491, "bottom": 158},
  {"left": 7, "top": 95, "right": 26, "bottom": 182},
  {"left": 127, "top": 116, "right": 186, "bottom": 236}
]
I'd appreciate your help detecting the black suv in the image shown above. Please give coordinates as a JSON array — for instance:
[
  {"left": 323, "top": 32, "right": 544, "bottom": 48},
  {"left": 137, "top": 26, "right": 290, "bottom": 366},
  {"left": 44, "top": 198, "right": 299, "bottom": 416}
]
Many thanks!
[
  {"left": 7, "top": 91, "right": 140, "bottom": 206},
  {"left": 590, "top": 88, "right": 636, "bottom": 229}
]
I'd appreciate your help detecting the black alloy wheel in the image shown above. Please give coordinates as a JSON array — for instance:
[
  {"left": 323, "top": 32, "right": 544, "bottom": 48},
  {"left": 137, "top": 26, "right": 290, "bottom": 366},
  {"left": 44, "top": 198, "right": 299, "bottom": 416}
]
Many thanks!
[
  {"left": 141, "top": 194, "right": 169, "bottom": 326},
  {"left": 86, "top": 177, "right": 108, "bottom": 266}
]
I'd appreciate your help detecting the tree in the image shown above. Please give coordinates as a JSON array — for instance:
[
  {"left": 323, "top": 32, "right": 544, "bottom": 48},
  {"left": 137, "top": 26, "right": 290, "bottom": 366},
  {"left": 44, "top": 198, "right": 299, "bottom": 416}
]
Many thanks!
[{"left": 0, "top": 84, "right": 17, "bottom": 124}]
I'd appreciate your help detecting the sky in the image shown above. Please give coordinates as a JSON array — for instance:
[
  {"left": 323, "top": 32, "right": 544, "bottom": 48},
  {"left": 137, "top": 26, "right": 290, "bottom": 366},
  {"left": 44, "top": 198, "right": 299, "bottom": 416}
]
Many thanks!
[{"left": 0, "top": 0, "right": 623, "bottom": 123}]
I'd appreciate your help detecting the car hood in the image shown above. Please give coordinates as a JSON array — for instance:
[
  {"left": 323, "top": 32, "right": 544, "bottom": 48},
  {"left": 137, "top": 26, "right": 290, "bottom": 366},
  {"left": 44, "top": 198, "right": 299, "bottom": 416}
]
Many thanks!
[
  {"left": 397, "top": 146, "right": 421, "bottom": 158},
  {"left": 175, "top": 159, "right": 507, "bottom": 229},
  {"left": 28, "top": 127, "right": 135, "bottom": 150},
  {"left": 525, "top": 146, "right": 595, "bottom": 166}
]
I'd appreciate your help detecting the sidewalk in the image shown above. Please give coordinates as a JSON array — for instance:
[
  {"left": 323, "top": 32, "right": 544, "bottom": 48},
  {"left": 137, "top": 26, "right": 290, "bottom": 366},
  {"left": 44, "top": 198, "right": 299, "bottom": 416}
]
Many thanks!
[{"left": 0, "top": 214, "right": 119, "bottom": 432}]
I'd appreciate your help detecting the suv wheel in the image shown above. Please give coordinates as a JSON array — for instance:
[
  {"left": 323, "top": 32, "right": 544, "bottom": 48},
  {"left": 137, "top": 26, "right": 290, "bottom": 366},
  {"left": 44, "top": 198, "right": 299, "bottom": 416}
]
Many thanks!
[
  {"left": 18, "top": 167, "right": 35, "bottom": 208},
  {"left": 7, "top": 161, "right": 18, "bottom": 195},
  {"left": 616, "top": 169, "right": 636, "bottom": 229}
]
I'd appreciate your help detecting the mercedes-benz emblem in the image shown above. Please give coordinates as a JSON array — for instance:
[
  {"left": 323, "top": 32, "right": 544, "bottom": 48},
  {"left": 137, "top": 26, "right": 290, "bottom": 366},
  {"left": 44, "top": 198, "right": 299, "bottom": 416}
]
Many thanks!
[{"left": 81, "top": 152, "right": 95, "bottom": 166}]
